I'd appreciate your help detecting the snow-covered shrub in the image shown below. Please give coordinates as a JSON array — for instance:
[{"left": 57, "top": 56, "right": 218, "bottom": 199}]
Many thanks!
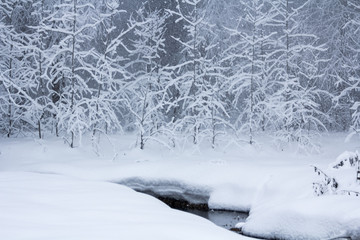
[
  {"left": 312, "top": 165, "right": 338, "bottom": 196},
  {"left": 313, "top": 151, "right": 360, "bottom": 197},
  {"left": 330, "top": 151, "right": 359, "bottom": 169}
]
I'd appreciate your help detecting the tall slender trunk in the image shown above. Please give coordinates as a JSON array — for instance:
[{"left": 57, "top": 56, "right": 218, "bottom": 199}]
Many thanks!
[
  {"left": 92, "top": 84, "right": 101, "bottom": 137},
  {"left": 38, "top": 0, "right": 45, "bottom": 139},
  {"left": 260, "top": 24, "right": 266, "bottom": 132},
  {"left": 7, "top": 102, "right": 12, "bottom": 138},
  {"left": 140, "top": 91, "right": 148, "bottom": 150},
  {"left": 70, "top": 0, "right": 77, "bottom": 148},
  {"left": 7, "top": 42, "right": 13, "bottom": 138},
  {"left": 56, "top": 120, "right": 59, "bottom": 137},
  {"left": 211, "top": 102, "right": 216, "bottom": 149},
  {"left": 93, "top": 11, "right": 111, "bottom": 138},
  {"left": 284, "top": 0, "right": 290, "bottom": 135},
  {"left": 55, "top": 74, "right": 64, "bottom": 138},
  {"left": 192, "top": 3, "right": 198, "bottom": 145},
  {"left": 285, "top": 0, "right": 290, "bottom": 78},
  {"left": 249, "top": 13, "right": 256, "bottom": 145},
  {"left": 38, "top": 120, "right": 42, "bottom": 139}
]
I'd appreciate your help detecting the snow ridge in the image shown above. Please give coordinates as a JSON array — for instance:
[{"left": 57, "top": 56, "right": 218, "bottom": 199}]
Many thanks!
[{"left": 114, "top": 177, "right": 211, "bottom": 204}]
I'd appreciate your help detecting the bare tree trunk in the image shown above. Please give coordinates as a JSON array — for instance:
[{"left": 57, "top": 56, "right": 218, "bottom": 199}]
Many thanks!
[
  {"left": 249, "top": 1, "right": 260, "bottom": 145},
  {"left": 139, "top": 88, "right": 148, "bottom": 150},
  {"left": 192, "top": 2, "right": 199, "bottom": 145},
  {"left": 92, "top": 9, "right": 111, "bottom": 139},
  {"left": 249, "top": 21, "right": 256, "bottom": 145},
  {"left": 38, "top": 119, "right": 42, "bottom": 139},
  {"left": 7, "top": 102, "right": 12, "bottom": 138},
  {"left": 70, "top": 0, "right": 77, "bottom": 148},
  {"left": 211, "top": 105, "right": 216, "bottom": 149},
  {"left": 7, "top": 42, "right": 13, "bottom": 138},
  {"left": 37, "top": 0, "right": 45, "bottom": 139}
]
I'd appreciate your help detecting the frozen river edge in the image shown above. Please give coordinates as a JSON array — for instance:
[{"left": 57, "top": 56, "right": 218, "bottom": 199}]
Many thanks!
[
  {"left": 114, "top": 176, "right": 360, "bottom": 240},
  {"left": 116, "top": 178, "right": 251, "bottom": 233}
]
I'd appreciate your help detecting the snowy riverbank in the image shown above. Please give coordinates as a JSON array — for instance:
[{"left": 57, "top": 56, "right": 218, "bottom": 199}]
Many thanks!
[
  {"left": 0, "top": 133, "right": 359, "bottom": 239},
  {"left": 0, "top": 172, "right": 250, "bottom": 240}
]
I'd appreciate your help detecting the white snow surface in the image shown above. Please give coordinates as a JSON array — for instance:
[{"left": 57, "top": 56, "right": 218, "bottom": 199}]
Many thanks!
[
  {"left": 242, "top": 195, "right": 360, "bottom": 240},
  {"left": 1, "top": 133, "right": 360, "bottom": 239},
  {"left": 0, "top": 171, "right": 248, "bottom": 240}
]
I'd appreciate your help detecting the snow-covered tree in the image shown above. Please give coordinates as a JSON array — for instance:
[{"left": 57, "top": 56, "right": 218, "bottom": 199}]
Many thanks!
[
  {"left": 1, "top": 0, "right": 360, "bottom": 151},
  {"left": 167, "top": 0, "right": 230, "bottom": 146},
  {"left": 166, "top": 0, "right": 206, "bottom": 145},
  {"left": 341, "top": 1, "right": 360, "bottom": 141},
  {"left": 44, "top": 0, "right": 101, "bottom": 147},
  {"left": 85, "top": 0, "right": 129, "bottom": 151},
  {"left": 303, "top": 0, "right": 360, "bottom": 132},
  {"left": 0, "top": 0, "right": 39, "bottom": 137},
  {"left": 125, "top": 5, "right": 171, "bottom": 149},
  {"left": 267, "top": 0, "right": 327, "bottom": 151},
  {"left": 28, "top": 0, "right": 53, "bottom": 139},
  {"left": 0, "top": 1, "right": 18, "bottom": 137},
  {"left": 223, "top": 0, "right": 280, "bottom": 145}
]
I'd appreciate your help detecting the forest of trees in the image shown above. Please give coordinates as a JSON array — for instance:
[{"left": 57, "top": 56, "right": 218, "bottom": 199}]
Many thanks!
[{"left": 0, "top": 0, "right": 359, "bottom": 151}]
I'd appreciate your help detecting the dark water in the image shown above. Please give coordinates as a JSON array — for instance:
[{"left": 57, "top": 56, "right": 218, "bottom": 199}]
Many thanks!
[
  {"left": 132, "top": 190, "right": 258, "bottom": 237},
  {"left": 154, "top": 195, "right": 248, "bottom": 231},
  {"left": 133, "top": 190, "right": 248, "bottom": 233},
  {"left": 184, "top": 208, "right": 248, "bottom": 230}
]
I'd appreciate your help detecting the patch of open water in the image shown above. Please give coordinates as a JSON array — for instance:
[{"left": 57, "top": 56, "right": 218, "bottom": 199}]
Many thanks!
[
  {"left": 184, "top": 208, "right": 248, "bottom": 230},
  {"left": 132, "top": 189, "right": 264, "bottom": 239},
  {"left": 154, "top": 195, "right": 248, "bottom": 233}
]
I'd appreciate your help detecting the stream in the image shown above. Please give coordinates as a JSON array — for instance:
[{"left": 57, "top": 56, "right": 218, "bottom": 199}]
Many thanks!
[
  {"left": 152, "top": 195, "right": 248, "bottom": 233},
  {"left": 121, "top": 182, "right": 253, "bottom": 236},
  {"left": 125, "top": 186, "right": 264, "bottom": 239},
  {"left": 183, "top": 208, "right": 248, "bottom": 231}
]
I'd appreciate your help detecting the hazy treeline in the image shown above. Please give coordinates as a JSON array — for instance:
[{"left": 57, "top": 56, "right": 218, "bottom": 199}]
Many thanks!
[{"left": 0, "top": 0, "right": 359, "bottom": 151}]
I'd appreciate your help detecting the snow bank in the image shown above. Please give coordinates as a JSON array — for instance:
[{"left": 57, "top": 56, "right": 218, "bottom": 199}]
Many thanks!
[
  {"left": 208, "top": 184, "right": 254, "bottom": 212},
  {"left": 241, "top": 151, "right": 360, "bottom": 240},
  {"left": 242, "top": 196, "right": 360, "bottom": 240},
  {"left": 115, "top": 177, "right": 211, "bottom": 204},
  {"left": 0, "top": 172, "right": 249, "bottom": 240}
]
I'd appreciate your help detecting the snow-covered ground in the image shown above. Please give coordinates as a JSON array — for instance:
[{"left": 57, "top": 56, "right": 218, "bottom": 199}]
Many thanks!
[
  {"left": 0, "top": 172, "right": 249, "bottom": 240},
  {"left": 0, "top": 133, "right": 360, "bottom": 239}
]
